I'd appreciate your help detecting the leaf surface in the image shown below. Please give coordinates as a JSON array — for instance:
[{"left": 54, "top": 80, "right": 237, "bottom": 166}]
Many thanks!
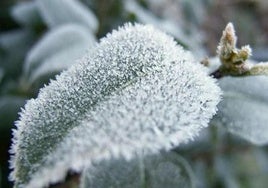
[{"left": 10, "top": 24, "right": 220, "bottom": 188}]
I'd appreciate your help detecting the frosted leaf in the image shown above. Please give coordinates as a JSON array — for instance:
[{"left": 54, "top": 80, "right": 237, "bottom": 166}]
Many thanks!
[
  {"left": 36, "top": 0, "right": 98, "bottom": 32},
  {"left": 212, "top": 76, "right": 268, "bottom": 145},
  {"left": 10, "top": 24, "right": 220, "bottom": 188},
  {"left": 80, "top": 152, "right": 194, "bottom": 188},
  {"left": 11, "top": 1, "right": 42, "bottom": 27},
  {"left": 24, "top": 24, "right": 96, "bottom": 76}
]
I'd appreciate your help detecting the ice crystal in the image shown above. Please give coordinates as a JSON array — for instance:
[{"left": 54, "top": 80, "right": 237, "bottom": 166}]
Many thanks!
[{"left": 10, "top": 23, "right": 220, "bottom": 188}]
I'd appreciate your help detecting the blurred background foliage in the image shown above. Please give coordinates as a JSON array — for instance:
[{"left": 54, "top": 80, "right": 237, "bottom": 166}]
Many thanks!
[{"left": 1, "top": 0, "right": 268, "bottom": 187}]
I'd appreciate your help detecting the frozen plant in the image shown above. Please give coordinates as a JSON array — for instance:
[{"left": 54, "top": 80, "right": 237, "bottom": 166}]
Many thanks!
[{"left": 9, "top": 23, "right": 221, "bottom": 188}]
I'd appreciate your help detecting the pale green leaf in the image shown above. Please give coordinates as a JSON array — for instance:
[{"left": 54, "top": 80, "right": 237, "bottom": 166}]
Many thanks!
[
  {"left": 11, "top": 1, "right": 43, "bottom": 27},
  {"left": 0, "top": 30, "right": 36, "bottom": 78},
  {"left": 24, "top": 24, "right": 96, "bottom": 76},
  {"left": 36, "top": 0, "right": 98, "bottom": 32},
  {"left": 212, "top": 75, "right": 268, "bottom": 145},
  {"left": 81, "top": 152, "right": 195, "bottom": 188},
  {"left": 29, "top": 43, "right": 89, "bottom": 84}
]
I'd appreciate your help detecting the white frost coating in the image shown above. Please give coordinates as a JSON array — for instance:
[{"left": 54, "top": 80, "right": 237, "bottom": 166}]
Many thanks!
[
  {"left": 10, "top": 23, "right": 221, "bottom": 188},
  {"left": 36, "top": 0, "right": 98, "bottom": 32},
  {"left": 24, "top": 24, "right": 96, "bottom": 75},
  {"left": 212, "top": 76, "right": 268, "bottom": 145}
]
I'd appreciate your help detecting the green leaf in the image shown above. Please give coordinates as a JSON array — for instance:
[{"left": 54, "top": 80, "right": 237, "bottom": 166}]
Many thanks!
[
  {"left": 10, "top": 24, "right": 220, "bottom": 188},
  {"left": 24, "top": 24, "right": 96, "bottom": 79},
  {"left": 212, "top": 75, "right": 268, "bottom": 145},
  {"left": 36, "top": 0, "right": 98, "bottom": 32},
  {"left": 81, "top": 152, "right": 195, "bottom": 188},
  {"left": 11, "top": 1, "right": 43, "bottom": 27}
]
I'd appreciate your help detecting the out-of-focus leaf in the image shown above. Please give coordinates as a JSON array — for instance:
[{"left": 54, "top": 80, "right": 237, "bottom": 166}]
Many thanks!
[
  {"left": 11, "top": 1, "right": 43, "bottom": 27},
  {"left": 81, "top": 152, "right": 195, "bottom": 188},
  {"left": 0, "top": 30, "right": 35, "bottom": 53},
  {"left": 231, "top": 149, "right": 268, "bottom": 188},
  {"left": 212, "top": 75, "right": 268, "bottom": 145},
  {"left": 29, "top": 43, "right": 89, "bottom": 84},
  {"left": 80, "top": 156, "right": 143, "bottom": 188},
  {"left": 214, "top": 156, "right": 239, "bottom": 188},
  {"left": 125, "top": 0, "right": 189, "bottom": 46},
  {"left": 24, "top": 24, "right": 96, "bottom": 78},
  {"left": 36, "top": 0, "right": 98, "bottom": 32},
  {"left": 0, "top": 30, "right": 36, "bottom": 78},
  {"left": 125, "top": 0, "right": 205, "bottom": 57},
  {"left": 0, "top": 96, "right": 26, "bottom": 130},
  {"left": 193, "top": 161, "right": 208, "bottom": 188}
]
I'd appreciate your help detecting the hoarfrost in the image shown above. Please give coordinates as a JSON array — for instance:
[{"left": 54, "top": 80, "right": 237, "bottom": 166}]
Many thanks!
[{"left": 10, "top": 23, "right": 220, "bottom": 188}]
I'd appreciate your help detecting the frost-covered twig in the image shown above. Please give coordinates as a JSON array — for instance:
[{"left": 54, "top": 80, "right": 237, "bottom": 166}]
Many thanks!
[{"left": 210, "top": 23, "right": 268, "bottom": 78}]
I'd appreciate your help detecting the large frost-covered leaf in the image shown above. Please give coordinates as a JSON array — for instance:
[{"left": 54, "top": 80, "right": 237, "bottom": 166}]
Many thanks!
[
  {"left": 36, "top": 0, "right": 98, "bottom": 32},
  {"left": 10, "top": 24, "right": 220, "bottom": 188},
  {"left": 213, "top": 75, "right": 268, "bottom": 145},
  {"left": 24, "top": 24, "right": 96, "bottom": 79},
  {"left": 11, "top": 1, "right": 43, "bottom": 27},
  {"left": 81, "top": 152, "right": 195, "bottom": 188}
]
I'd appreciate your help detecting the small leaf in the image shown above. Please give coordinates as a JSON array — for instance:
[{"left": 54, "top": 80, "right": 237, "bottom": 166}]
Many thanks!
[
  {"left": 11, "top": 1, "right": 43, "bottom": 27},
  {"left": 212, "top": 75, "right": 268, "bottom": 145},
  {"left": 36, "top": 0, "right": 98, "bottom": 32},
  {"left": 81, "top": 152, "right": 195, "bottom": 188},
  {"left": 10, "top": 24, "right": 220, "bottom": 188},
  {"left": 24, "top": 24, "right": 96, "bottom": 76}
]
